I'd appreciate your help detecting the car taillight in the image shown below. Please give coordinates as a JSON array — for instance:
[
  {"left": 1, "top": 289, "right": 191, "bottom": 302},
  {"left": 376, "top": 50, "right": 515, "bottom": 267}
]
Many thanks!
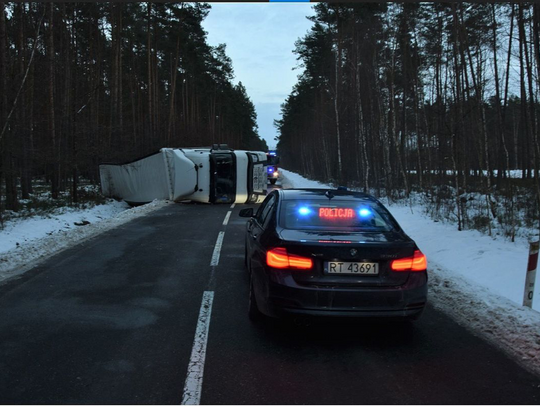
[
  {"left": 391, "top": 250, "right": 427, "bottom": 272},
  {"left": 267, "top": 248, "right": 312, "bottom": 270}
]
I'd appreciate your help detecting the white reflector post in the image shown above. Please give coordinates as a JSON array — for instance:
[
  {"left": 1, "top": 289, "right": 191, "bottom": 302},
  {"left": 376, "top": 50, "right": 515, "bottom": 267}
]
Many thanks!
[{"left": 523, "top": 239, "right": 539, "bottom": 308}]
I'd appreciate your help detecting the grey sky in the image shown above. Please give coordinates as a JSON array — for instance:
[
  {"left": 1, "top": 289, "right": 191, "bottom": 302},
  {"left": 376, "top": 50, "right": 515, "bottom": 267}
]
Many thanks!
[{"left": 202, "top": 3, "right": 315, "bottom": 150}]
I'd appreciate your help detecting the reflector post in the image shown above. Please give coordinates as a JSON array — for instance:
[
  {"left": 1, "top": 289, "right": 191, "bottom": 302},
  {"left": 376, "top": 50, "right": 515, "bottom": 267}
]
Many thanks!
[{"left": 523, "top": 240, "right": 539, "bottom": 308}]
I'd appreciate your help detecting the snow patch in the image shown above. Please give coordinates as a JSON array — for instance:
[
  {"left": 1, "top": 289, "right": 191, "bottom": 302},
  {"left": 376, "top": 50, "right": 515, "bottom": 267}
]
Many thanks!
[{"left": 0, "top": 199, "right": 170, "bottom": 284}]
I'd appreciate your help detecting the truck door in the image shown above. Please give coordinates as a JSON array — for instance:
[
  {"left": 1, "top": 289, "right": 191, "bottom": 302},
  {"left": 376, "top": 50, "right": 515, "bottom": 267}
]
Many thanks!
[{"left": 210, "top": 152, "right": 237, "bottom": 204}]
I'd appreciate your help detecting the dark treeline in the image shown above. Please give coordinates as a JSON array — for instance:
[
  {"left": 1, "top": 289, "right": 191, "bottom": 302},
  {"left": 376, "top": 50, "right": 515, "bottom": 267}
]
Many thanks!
[
  {"left": 0, "top": 2, "right": 267, "bottom": 211},
  {"left": 277, "top": 2, "right": 540, "bottom": 235}
]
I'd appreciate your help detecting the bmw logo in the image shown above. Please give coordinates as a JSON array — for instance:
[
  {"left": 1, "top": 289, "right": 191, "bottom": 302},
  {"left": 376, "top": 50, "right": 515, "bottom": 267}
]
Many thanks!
[{"left": 350, "top": 249, "right": 358, "bottom": 256}]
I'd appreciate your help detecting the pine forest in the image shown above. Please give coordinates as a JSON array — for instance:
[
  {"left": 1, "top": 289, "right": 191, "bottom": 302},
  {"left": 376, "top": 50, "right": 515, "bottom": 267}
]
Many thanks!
[{"left": 277, "top": 3, "right": 540, "bottom": 239}]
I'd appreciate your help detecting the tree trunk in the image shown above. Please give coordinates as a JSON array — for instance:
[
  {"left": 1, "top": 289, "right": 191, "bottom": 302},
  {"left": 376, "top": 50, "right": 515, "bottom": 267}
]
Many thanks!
[
  {"left": 492, "top": 4, "right": 510, "bottom": 181},
  {"left": 168, "top": 35, "right": 181, "bottom": 144},
  {"left": 147, "top": 2, "right": 153, "bottom": 143},
  {"left": 1, "top": 2, "right": 18, "bottom": 210},
  {"left": 48, "top": 3, "right": 58, "bottom": 199},
  {"left": 332, "top": 10, "right": 343, "bottom": 181},
  {"left": 451, "top": 3, "right": 463, "bottom": 231}
]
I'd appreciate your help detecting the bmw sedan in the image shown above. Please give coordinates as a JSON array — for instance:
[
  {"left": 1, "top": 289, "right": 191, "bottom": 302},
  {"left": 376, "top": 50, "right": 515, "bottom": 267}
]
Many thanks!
[{"left": 239, "top": 188, "right": 428, "bottom": 321}]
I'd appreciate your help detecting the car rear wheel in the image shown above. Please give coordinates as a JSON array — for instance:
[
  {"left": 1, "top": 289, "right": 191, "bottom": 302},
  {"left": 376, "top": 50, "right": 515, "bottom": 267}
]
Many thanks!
[
  {"left": 244, "top": 242, "right": 248, "bottom": 270},
  {"left": 248, "top": 275, "right": 262, "bottom": 321}
]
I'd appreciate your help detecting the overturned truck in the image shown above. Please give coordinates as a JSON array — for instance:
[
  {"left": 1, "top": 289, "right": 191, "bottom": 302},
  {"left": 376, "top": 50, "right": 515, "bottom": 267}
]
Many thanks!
[{"left": 100, "top": 145, "right": 267, "bottom": 205}]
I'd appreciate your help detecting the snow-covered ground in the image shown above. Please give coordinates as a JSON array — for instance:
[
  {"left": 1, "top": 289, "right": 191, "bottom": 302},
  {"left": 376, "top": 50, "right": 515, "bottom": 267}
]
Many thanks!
[
  {"left": 280, "top": 168, "right": 540, "bottom": 374},
  {"left": 0, "top": 199, "right": 169, "bottom": 283}
]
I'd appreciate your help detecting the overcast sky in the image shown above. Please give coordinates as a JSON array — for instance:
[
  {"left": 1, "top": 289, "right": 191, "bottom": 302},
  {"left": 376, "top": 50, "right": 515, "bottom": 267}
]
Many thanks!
[{"left": 202, "top": 3, "right": 316, "bottom": 150}]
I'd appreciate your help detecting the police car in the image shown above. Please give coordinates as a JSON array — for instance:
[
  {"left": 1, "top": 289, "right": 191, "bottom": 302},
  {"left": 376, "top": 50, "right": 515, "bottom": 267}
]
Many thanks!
[{"left": 239, "top": 188, "right": 428, "bottom": 321}]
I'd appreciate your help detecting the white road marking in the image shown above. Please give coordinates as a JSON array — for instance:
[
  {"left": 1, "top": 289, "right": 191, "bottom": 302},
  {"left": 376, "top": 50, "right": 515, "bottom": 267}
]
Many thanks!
[
  {"left": 210, "top": 232, "right": 225, "bottom": 266},
  {"left": 181, "top": 291, "right": 214, "bottom": 405},
  {"left": 230, "top": 203, "right": 235, "bottom": 209},
  {"left": 182, "top": 210, "right": 231, "bottom": 403},
  {"left": 222, "top": 211, "right": 232, "bottom": 226}
]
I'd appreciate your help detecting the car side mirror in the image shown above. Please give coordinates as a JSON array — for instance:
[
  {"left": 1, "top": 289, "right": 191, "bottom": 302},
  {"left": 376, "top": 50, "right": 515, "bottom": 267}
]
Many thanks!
[{"left": 239, "top": 208, "right": 254, "bottom": 218}]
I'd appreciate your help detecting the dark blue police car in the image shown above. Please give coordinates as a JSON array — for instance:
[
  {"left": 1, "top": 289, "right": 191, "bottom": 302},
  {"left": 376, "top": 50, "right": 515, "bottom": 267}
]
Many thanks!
[{"left": 239, "top": 189, "right": 428, "bottom": 321}]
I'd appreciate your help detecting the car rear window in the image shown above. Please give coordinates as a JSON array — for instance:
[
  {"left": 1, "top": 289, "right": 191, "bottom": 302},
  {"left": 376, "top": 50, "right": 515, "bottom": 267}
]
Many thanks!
[{"left": 279, "top": 200, "right": 397, "bottom": 232}]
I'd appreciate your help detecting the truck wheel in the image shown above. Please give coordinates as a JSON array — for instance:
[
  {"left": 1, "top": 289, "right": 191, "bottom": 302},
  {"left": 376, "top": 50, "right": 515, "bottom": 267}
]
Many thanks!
[{"left": 270, "top": 179, "right": 276, "bottom": 185}]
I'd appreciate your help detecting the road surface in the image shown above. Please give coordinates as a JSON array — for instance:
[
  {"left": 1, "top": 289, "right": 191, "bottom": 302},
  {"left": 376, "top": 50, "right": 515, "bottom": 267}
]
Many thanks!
[{"left": 0, "top": 181, "right": 539, "bottom": 404}]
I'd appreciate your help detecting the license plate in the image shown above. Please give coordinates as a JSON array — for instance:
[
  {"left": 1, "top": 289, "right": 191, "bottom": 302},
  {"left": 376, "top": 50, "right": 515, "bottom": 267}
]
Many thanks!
[{"left": 325, "top": 261, "right": 379, "bottom": 275}]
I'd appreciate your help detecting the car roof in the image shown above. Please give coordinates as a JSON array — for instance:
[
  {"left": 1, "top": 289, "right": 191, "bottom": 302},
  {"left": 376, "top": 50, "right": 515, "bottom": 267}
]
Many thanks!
[{"left": 277, "top": 188, "right": 378, "bottom": 202}]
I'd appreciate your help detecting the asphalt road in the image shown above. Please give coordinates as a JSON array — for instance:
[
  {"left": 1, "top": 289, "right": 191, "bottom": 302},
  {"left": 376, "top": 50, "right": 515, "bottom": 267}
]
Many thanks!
[{"left": 0, "top": 182, "right": 539, "bottom": 404}]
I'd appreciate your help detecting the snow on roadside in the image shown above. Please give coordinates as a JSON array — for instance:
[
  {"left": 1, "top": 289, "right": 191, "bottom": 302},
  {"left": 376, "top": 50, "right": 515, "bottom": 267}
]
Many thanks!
[
  {"left": 0, "top": 199, "right": 170, "bottom": 284},
  {"left": 0, "top": 200, "right": 129, "bottom": 254},
  {"left": 280, "top": 168, "right": 540, "bottom": 375},
  {"left": 279, "top": 171, "right": 331, "bottom": 189},
  {"left": 383, "top": 203, "right": 538, "bottom": 310}
]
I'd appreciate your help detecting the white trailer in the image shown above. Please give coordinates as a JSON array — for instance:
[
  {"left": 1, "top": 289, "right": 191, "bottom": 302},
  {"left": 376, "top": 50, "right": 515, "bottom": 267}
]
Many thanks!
[{"left": 99, "top": 146, "right": 267, "bottom": 205}]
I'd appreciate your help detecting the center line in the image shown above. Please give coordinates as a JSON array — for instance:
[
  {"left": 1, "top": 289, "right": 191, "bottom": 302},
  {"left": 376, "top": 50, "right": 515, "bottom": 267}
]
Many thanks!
[
  {"left": 181, "top": 291, "right": 214, "bottom": 405},
  {"left": 222, "top": 211, "right": 232, "bottom": 226},
  {"left": 230, "top": 203, "right": 235, "bottom": 209},
  {"left": 210, "top": 232, "right": 225, "bottom": 266}
]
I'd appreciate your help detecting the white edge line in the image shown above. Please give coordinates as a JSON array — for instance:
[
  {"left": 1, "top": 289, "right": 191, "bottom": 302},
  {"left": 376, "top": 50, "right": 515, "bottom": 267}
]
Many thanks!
[
  {"left": 210, "top": 232, "right": 225, "bottom": 266},
  {"left": 181, "top": 291, "right": 215, "bottom": 405},
  {"left": 222, "top": 211, "right": 232, "bottom": 226}
]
